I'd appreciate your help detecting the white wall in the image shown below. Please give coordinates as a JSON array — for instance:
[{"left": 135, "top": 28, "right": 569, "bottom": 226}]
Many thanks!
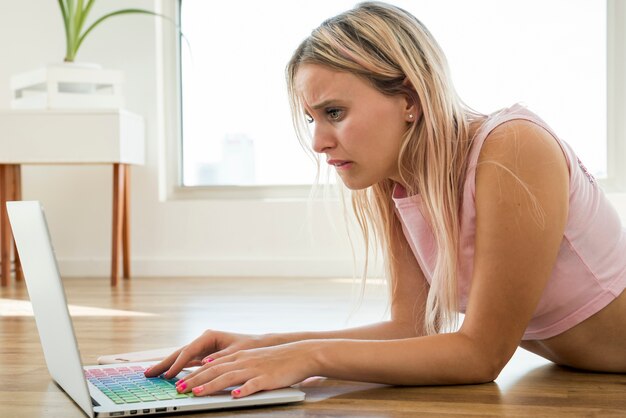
[
  {"left": 1, "top": 1, "right": 625, "bottom": 278},
  {"left": 0, "top": 0, "right": 360, "bottom": 278}
]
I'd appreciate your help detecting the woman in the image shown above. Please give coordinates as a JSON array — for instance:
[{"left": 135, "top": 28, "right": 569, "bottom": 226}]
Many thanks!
[{"left": 146, "top": 1, "right": 626, "bottom": 397}]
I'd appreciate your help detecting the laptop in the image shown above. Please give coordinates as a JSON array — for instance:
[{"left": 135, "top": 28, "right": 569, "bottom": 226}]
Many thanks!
[{"left": 7, "top": 201, "right": 305, "bottom": 417}]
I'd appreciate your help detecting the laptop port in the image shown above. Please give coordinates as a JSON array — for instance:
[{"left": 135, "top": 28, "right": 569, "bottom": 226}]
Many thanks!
[
  {"left": 155, "top": 408, "right": 167, "bottom": 412},
  {"left": 130, "top": 411, "right": 137, "bottom": 415},
  {"left": 110, "top": 413, "right": 124, "bottom": 417},
  {"left": 143, "top": 410, "right": 150, "bottom": 414}
]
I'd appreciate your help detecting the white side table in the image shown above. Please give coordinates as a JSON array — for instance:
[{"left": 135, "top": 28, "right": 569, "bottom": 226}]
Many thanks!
[{"left": 0, "top": 109, "right": 145, "bottom": 286}]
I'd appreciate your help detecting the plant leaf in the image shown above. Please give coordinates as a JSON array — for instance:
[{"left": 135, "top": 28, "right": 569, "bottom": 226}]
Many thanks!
[
  {"left": 75, "top": 9, "right": 172, "bottom": 58},
  {"left": 77, "top": 0, "right": 96, "bottom": 37},
  {"left": 57, "top": 0, "right": 69, "bottom": 28},
  {"left": 67, "top": 0, "right": 78, "bottom": 60},
  {"left": 58, "top": 0, "right": 73, "bottom": 61},
  {"left": 73, "top": 0, "right": 84, "bottom": 35},
  {"left": 58, "top": 0, "right": 69, "bottom": 18}
]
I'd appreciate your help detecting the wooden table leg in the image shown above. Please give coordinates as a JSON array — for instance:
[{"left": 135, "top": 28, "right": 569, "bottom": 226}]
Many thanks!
[
  {"left": 0, "top": 165, "right": 14, "bottom": 287},
  {"left": 12, "top": 165, "right": 23, "bottom": 281},
  {"left": 0, "top": 165, "right": 6, "bottom": 287},
  {"left": 111, "top": 163, "right": 125, "bottom": 286},
  {"left": 122, "top": 164, "right": 130, "bottom": 279}
]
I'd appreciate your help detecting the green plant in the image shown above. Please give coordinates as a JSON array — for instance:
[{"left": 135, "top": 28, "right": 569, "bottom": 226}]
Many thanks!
[{"left": 57, "top": 0, "right": 164, "bottom": 62}]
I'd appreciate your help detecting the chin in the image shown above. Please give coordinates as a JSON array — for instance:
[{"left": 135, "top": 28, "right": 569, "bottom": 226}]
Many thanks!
[{"left": 339, "top": 177, "right": 374, "bottom": 191}]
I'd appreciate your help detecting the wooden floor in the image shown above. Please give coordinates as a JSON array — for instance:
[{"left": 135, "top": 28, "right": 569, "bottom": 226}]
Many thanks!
[{"left": 1, "top": 276, "right": 625, "bottom": 417}]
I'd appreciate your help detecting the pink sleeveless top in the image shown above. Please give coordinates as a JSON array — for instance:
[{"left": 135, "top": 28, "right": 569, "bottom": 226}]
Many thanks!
[{"left": 393, "top": 104, "right": 626, "bottom": 340}]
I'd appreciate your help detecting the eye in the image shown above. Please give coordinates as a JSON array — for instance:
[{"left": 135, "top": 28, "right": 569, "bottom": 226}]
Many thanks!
[
  {"left": 304, "top": 113, "right": 314, "bottom": 124},
  {"left": 326, "top": 108, "right": 344, "bottom": 121}
]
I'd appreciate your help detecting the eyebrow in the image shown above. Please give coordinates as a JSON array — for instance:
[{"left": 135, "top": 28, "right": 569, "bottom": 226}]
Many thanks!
[{"left": 311, "top": 99, "right": 339, "bottom": 110}]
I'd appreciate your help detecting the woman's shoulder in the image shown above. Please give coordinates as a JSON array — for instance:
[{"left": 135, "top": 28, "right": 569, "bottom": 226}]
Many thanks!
[
  {"left": 472, "top": 103, "right": 543, "bottom": 140},
  {"left": 468, "top": 104, "right": 564, "bottom": 170},
  {"left": 479, "top": 118, "right": 563, "bottom": 167}
]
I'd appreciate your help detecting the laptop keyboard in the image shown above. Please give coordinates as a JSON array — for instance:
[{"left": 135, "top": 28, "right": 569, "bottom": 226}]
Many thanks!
[{"left": 85, "top": 366, "right": 192, "bottom": 404}]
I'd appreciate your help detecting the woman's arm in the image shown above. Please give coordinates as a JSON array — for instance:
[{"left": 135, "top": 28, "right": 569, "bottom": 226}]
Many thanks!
[
  {"left": 148, "top": 221, "right": 429, "bottom": 379},
  {"left": 178, "top": 119, "right": 569, "bottom": 396},
  {"left": 309, "top": 119, "right": 570, "bottom": 385},
  {"left": 266, "top": 223, "right": 429, "bottom": 344}
]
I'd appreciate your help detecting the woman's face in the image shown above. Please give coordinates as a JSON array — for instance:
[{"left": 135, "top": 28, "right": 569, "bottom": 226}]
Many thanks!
[{"left": 295, "top": 64, "right": 415, "bottom": 190}]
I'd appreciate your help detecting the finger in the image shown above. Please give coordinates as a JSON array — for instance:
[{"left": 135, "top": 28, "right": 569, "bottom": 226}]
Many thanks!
[
  {"left": 174, "top": 363, "right": 209, "bottom": 389},
  {"left": 200, "top": 348, "right": 233, "bottom": 365},
  {"left": 176, "top": 357, "right": 236, "bottom": 393},
  {"left": 231, "top": 376, "right": 266, "bottom": 398},
  {"left": 189, "top": 370, "right": 249, "bottom": 397},
  {"left": 175, "top": 363, "right": 221, "bottom": 393},
  {"left": 186, "top": 360, "right": 204, "bottom": 367},
  {"left": 144, "top": 347, "right": 183, "bottom": 377},
  {"left": 201, "top": 340, "right": 253, "bottom": 365},
  {"left": 183, "top": 351, "right": 232, "bottom": 379},
  {"left": 164, "top": 344, "right": 207, "bottom": 379}
]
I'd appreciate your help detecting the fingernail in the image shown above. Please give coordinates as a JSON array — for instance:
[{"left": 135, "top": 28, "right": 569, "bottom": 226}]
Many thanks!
[
  {"left": 192, "top": 385, "right": 204, "bottom": 395},
  {"left": 175, "top": 378, "right": 185, "bottom": 386},
  {"left": 177, "top": 382, "right": 187, "bottom": 392},
  {"left": 232, "top": 389, "right": 241, "bottom": 397},
  {"left": 201, "top": 357, "right": 214, "bottom": 364}
]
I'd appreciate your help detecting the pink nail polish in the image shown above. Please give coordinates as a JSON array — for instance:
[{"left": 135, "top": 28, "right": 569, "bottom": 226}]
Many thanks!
[
  {"left": 177, "top": 382, "right": 187, "bottom": 392},
  {"left": 232, "top": 389, "right": 241, "bottom": 397},
  {"left": 202, "top": 357, "right": 214, "bottom": 364},
  {"left": 175, "top": 379, "right": 185, "bottom": 386},
  {"left": 192, "top": 385, "right": 204, "bottom": 395},
  {"left": 145, "top": 367, "right": 152, "bottom": 374}
]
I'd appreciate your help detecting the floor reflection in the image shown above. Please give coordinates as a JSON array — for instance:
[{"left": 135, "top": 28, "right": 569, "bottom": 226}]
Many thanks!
[{"left": 0, "top": 298, "right": 156, "bottom": 317}]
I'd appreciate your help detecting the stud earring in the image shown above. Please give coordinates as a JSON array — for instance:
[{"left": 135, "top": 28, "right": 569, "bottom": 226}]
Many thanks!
[{"left": 408, "top": 114, "right": 414, "bottom": 119}]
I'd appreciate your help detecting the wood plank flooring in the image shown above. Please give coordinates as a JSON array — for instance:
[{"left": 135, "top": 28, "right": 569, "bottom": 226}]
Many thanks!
[{"left": 1, "top": 277, "right": 625, "bottom": 417}]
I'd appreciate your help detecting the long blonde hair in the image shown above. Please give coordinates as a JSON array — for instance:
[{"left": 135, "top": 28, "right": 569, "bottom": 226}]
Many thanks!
[{"left": 287, "top": 2, "right": 482, "bottom": 335}]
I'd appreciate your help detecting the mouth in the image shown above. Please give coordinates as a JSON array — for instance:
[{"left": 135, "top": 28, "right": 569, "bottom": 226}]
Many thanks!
[{"left": 327, "top": 159, "right": 353, "bottom": 170}]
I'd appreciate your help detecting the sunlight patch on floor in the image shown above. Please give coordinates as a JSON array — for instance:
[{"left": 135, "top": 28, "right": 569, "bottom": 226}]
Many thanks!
[
  {"left": 0, "top": 298, "right": 156, "bottom": 317},
  {"left": 329, "top": 277, "right": 387, "bottom": 285}
]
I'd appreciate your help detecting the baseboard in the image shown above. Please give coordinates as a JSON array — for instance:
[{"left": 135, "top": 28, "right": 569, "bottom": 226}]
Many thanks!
[{"left": 56, "top": 256, "right": 376, "bottom": 277}]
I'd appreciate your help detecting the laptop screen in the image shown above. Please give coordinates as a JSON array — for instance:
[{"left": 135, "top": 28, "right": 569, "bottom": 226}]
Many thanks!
[{"left": 8, "top": 201, "right": 94, "bottom": 417}]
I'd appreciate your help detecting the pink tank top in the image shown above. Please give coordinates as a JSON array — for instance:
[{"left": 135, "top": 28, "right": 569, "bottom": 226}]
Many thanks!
[{"left": 393, "top": 103, "right": 626, "bottom": 340}]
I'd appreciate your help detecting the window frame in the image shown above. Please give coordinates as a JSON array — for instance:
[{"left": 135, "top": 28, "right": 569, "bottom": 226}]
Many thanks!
[
  {"left": 156, "top": 0, "right": 626, "bottom": 201},
  {"left": 155, "top": 0, "right": 314, "bottom": 200},
  {"left": 606, "top": 0, "right": 626, "bottom": 192}
]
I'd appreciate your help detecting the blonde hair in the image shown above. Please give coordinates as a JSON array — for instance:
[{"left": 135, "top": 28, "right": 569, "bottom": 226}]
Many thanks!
[{"left": 287, "top": 2, "right": 482, "bottom": 335}]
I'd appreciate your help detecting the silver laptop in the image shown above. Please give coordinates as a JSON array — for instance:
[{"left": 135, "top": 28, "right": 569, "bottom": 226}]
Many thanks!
[{"left": 7, "top": 201, "right": 305, "bottom": 417}]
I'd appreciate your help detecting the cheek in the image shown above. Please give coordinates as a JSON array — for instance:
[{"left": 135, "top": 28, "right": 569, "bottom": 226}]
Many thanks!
[
  {"left": 370, "top": 119, "right": 406, "bottom": 155},
  {"left": 335, "top": 121, "right": 361, "bottom": 148},
  {"left": 368, "top": 104, "right": 406, "bottom": 144},
  {"left": 340, "top": 106, "right": 406, "bottom": 154}
]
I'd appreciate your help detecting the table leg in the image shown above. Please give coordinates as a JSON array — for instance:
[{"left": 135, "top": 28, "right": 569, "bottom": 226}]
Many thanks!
[
  {"left": 12, "top": 165, "right": 23, "bottom": 281},
  {"left": 0, "top": 165, "right": 14, "bottom": 287},
  {"left": 122, "top": 164, "right": 130, "bottom": 279},
  {"left": 111, "top": 164, "right": 125, "bottom": 286}
]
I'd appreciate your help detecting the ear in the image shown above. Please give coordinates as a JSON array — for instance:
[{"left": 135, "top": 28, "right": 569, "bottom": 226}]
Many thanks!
[
  {"left": 404, "top": 97, "right": 421, "bottom": 122},
  {"left": 402, "top": 78, "right": 421, "bottom": 122}
]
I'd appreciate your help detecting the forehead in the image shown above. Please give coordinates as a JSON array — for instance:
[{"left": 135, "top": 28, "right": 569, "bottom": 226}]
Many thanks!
[{"left": 294, "top": 64, "right": 365, "bottom": 106}]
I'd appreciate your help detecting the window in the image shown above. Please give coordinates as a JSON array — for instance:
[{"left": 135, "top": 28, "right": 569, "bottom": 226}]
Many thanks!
[
  {"left": 157, "top": 0, "right": 624, "bottom": 198},
  {"left": 178, "top": 2, "right": 348, "bottom": 188}
]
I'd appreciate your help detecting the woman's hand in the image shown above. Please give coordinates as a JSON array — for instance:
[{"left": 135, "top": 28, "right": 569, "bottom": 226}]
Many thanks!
[
  {"left": 144, "top": 330, "right": 269, "bottom": 380},
  {"left": 173, "top": 341, "right": 320, "bottom": 398}
]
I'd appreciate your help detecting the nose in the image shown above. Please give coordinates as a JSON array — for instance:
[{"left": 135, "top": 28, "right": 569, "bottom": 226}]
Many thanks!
[{"left": 311, "top": 123, "right": 336, "bottom": 154}]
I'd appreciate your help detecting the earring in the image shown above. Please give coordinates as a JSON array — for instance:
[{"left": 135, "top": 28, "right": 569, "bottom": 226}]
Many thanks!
[{"left": 408, "top": 114, "right": 414, "bottom": 120}]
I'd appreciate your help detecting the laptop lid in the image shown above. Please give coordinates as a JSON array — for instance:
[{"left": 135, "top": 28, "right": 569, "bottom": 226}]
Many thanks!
[
  {"left": 7, "top": 201, "right": 95, "bottom": 417},
  {"left": 7, "top": 201, "right": 305, "bottom": 417}
]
